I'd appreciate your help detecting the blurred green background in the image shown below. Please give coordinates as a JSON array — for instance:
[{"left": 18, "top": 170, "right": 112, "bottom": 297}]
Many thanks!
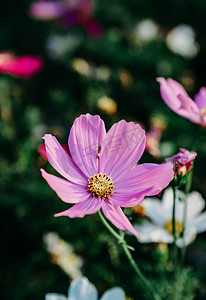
[{"left": 1, "top": 0, "right": 206, "bottom": 299}]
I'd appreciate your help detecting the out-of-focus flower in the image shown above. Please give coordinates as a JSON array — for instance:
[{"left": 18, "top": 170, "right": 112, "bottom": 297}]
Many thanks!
[
  {"left": 45, "top": 276, "right": 126, "bottom": 300},
  {"left": 72, "top": 58, "right": 111, "bottom": 81},
  {"left": 166, "top": 24, "right": 199, "bottom": 58},
  {"left": 47, "top": 34, "right": 82, "bottom": 59},
  {"left": 0, "top": 52, "right": 43, "bottom": 78},
  {"left": 157, "top": 77, "right": 206, "bottom": 126},
  {"left": 145, "top": 116, "right": 166, "bottom": 158},
  {"left": 134, "top": 188, "right": 206, "bottom": 247},
  {"left": 43, "top": 232, "right": 83, "bottom": 278},
  {"left": 166, "top": 148, "right": 197, "bottom": 177},
  {"left": 97, "top": 96, "right": 117, "bottom": 115},
  {"left": 41, "top": 114, "right": 173, "bottom": 237},
  {"left": 38, "top": 144, "right": 69, "bottom": 160},
  {"left": 118, "top": 70, "right": 133, "bottom": 88},
  {"left": 30, "top": 0, "right": 102, "bottom": 38},
  {"left": 30, "top": 0, "right": 65, "bottom": 19},
  {"left": 133, "top": 19, "right": 159, "bottom": 43},
  {"left": 132, "top": 204, "right": 146, "bottom": 217}
]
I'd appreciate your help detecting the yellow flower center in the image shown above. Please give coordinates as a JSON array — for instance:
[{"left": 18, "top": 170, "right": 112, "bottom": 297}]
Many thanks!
[
  {"left": 200, "top": 108, "right": 206, "bottom": 117},
  {"left": 164, "top": 220, "right": 183, "bottom": 234},
  {"left": 88, "top": 173, "right": 115, "bottom": 199}
]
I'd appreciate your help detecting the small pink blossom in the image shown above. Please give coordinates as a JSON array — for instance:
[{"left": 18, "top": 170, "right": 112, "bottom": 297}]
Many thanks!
[
  {"left": 30, "top": 0, "right": 102, "bottom": 38},
  {"left": 166, "top": 148, "right": 197, "bottom": 176},
  {"left": 145, "top": 117, "right": 166, "bottom": 158},
  {"left": 0, "top": 52, "right": 43, "bottom": 78},
  {"left": 157, "top": 77, "right": 206, "bottom": 126},
  {"left": 41, "top": 114, "right": 174, "bottom": 237}
]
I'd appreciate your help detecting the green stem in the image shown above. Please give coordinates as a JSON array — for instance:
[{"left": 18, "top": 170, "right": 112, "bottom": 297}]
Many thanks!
[
  {"left": 98, "top": 210, "right": 162, "bottom": 300},
  {"left": 172, "top": 186, "right": 178, "bottom": 300}
]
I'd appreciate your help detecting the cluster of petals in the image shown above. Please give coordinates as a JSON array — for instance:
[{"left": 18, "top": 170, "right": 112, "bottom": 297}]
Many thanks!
[
  {"left": 45, "top": 276, "right": 126, "bottom": 300},
  {"left": 157, "top": 77, "right": 206, "bottom": 126},
  {"left": 30, "top": 0, "right": 102, "bottom": 38},
  {"left": 134, "top": 188, "right": 206, "bottom": 247},
  {"left": 0, "top": 52, "right": 43, "bottom": 78},
  {"left": 41, "top": 114, "right": 174, "bottom": 237},
  {"left": 166, "top": 148, "right": 197, "bottom": 176}
]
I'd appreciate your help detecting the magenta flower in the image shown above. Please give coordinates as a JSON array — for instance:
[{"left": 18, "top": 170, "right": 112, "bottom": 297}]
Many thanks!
[
  {"left": 166, "top": 148, "right": 197, "bottom": 176},
  {"left": 41, "top": 114, "right": 174, "bottom": 237},
  {"left": 0, "top": 52, "right": 43, "bottom": 78},
  {"left": 30, "top": 1, "right": 65, "bottom": 20},
  {"left": 157, "top": 77, "right": 206, "bottom": 126}
]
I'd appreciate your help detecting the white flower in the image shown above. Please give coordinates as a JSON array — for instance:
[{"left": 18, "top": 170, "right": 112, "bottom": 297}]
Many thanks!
[
  {"left": 166, "top": 24, "right": 199, "bottom": 58},
  {"left": 43, "top": 232, "right": 83, "bottom": 278},
  {"left": 45, "top": 277, "right": 126, "bottom": 300},
  {"left": 134, "top": 188, "right": 206, "bottom": 247}
]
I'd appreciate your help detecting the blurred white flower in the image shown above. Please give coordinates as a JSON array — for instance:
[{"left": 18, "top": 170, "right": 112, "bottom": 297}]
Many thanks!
[
  {"left": 134, "top": 19, "right": 159, "bottom": 42},
  {"left": 45, "top": 276, "right": 126, "bottom": 300},
  {"left": 166, "top": 24, "right": 199, "bottom": 58},
  {"left": 43, "top": 232, "right": 83, "bottom": 278},
  {"left": 134, "top": 188, "right": 206, "bottom": 247}
]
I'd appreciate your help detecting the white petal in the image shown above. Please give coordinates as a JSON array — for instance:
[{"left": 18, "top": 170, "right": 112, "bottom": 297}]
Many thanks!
[
  {"left": 186, "top": 191, "right": 205, "bottom": 221},
  {"left": 176, "top": 226, "right": 197, "bottom": 248},
  {"left": 100, "top": 287, "right": 126, "bottom": 300},
  {"left": 193, "top": 211, "right": 206, "bottom": 234},
  {"left": 134, "top": 221, "right": 173, "bottom": 244},
  {"left": 141, "top": 198, "right": 165, "bottom": 226},
  {"left": 68, "top": 277, "right": 98, "bottom": 300},
  {"left": 45, "top": 294, "right": 67, "bottom": 300}
]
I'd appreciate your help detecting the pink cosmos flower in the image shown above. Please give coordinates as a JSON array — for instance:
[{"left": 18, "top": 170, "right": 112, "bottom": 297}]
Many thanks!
[
  {"left": 166, "top": 148, "right": 197, "bottom": 176},
  {"left": 157, "top": 77, "right": 206, "bottom": 126},
  {"left": 0, "top": 52, "right": 43, "bottom": 78},
  {"left": 41, "top": 114, "right": 174, "bottom": 237},
  {"left": 38, "top": 144, "right": 69, "bottom": 160}
]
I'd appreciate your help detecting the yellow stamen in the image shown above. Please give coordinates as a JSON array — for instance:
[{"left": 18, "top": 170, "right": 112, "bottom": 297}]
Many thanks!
[
  {"left": 88, "top": 173, "right": 115, "bottom": 199},
  {"left": 164, "top": 220, "right": 183, "bottom": 234},
  {"left": 200, "top": 108, "right": 206, "bottom": 117}
]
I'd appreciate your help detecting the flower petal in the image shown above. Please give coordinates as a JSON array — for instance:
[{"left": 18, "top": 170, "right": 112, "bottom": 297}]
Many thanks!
[
  {"left": 134, "top": 220, "right": 173, "bottom": 244},
  {"left": 100, "top": 120, "right": 145, "bottom": 180},
  {"left": 55, "top": 197, "right": 102, "bottom": 218},
  {"left": 176, "top": 226, "right": 196, "bottom": 248},
  {"left": 141, "top": 198, "right": 165, "bottom": 226},
  {"left": 177, "top": 94, "right": 201, "bottom": 123},
  {"left": 111, "top": 163, "right": 174, "bottom": 207},
  {"left": 186, "top": 191, "right": 205, "bottom": 221},
  {"left": 68, "top": 114, "right": 106, "bottom": 178},
  {"left": 45, "top": 293, "right": 67, "bottom": 300},
  {"left": 193, "top": 212, "right": 206, "bottom": 234},
  {"left": 194, "top": 87, "right": 206, "bottom": 110},
  {"left": 67, "top": 277, "right": 98, "bottom": 300},
  {"left": 157, "top": 77, "right": 189, "bottom": 111},
  {"left": 41, "top": 169, "right": 88, "bottom": 203},
  {"left": 100, "top": 287, "right": 126, "bottom": 300},
  {"left": 43, "top": 134, "right": 87, "bottom": 185},
  {"left": 102, "top": 200, "right": 139, "bottom": 237}
]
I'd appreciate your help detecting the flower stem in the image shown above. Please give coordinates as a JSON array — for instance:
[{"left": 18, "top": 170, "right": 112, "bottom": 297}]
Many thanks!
[
  {"left": 98, "top": 210, "right": 162, "bottom": 300},
  {"left": 172, "top": 186, "right": 179, "bottom": 300}
]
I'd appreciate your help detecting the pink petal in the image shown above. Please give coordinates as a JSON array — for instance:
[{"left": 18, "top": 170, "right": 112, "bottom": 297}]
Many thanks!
[
  {"left": 194, "top": 87, "right": 206, "bottom": 110},
  {"left": 55, "top": 196, "right": 102, "bottom": 218},
  {"left": 110, "top": 163, "right": 174, "bottom": 207},
  {"left": 41, "top": 169, "right": 89, "bottom": 203},
  {"left": 177, "top": 94, "right": 201, "bottom": 123},
  {"left": 68, "top": 114, "right": 106, "bottom": 178},
  {"left": 157, "top": 77, "right": 189, "bottom": 111},
  {"left": 43, "top": 134, "right": 87, "bottom": 185},
  {"left": 99, "top": 120, "right": 145, "bottom": 180},
  {"left": 102, "top": 200, "right": 139, "bottom": 237}
]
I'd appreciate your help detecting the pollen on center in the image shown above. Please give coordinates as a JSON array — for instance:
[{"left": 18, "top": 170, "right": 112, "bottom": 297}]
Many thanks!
[{"left": 88, "top": 173, "right": 115, "bottom": 199}]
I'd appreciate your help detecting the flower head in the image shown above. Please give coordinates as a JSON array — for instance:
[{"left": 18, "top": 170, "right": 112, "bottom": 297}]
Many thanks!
[
  {"left": 134, "top": 188, "right": 206, "bottom": 247},
  {"left": 166, "top": 148, "right": 196, "bottom": 183},
  {"left": 45, "top": 276, "right": 126, "bottom": 300},
  {"left": 41, "top": 114, "right": 173, "bottom": 237},
  {"left": 0, "top": 52, "right": 43, "bottom": 78},
  {"left": 157, "top": 77, "right": 206, "bottom": 126}
]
